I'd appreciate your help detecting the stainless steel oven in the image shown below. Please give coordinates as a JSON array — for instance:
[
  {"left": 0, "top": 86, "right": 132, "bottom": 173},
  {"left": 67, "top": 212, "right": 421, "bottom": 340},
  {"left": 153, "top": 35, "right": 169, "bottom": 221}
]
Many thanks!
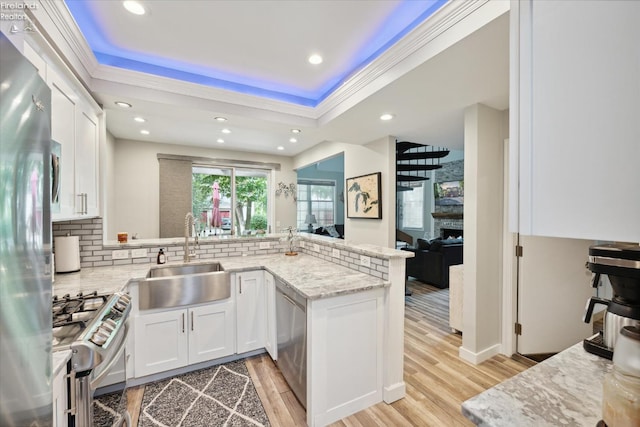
[{"left": 53, "top": 291, "right": 132, "bottom": 426}]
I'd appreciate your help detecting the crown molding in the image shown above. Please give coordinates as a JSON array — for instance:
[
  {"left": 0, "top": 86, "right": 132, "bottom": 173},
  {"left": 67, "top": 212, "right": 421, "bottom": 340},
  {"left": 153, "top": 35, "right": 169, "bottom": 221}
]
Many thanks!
[
  {"left": 91, "top": 64, "right": 317, "bottom": 120},
  {"left": 32, "top": 1, "right": 99, "bottom": 86},
  {"left": 316, "top": 0, "right": 507, "bottom": 123},
  {"left": 30, "top": 0, "right": 507, "bottom": 128}
]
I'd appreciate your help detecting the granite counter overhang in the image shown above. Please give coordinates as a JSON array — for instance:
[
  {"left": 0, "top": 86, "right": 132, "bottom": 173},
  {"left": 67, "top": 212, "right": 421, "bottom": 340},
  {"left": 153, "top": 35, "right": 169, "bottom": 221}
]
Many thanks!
[
  {"left": 462, "top": 343, "right": 612, "bottom": 426},
  {"left": 53, "top": 253, "right": 390, "bottom": 300}
]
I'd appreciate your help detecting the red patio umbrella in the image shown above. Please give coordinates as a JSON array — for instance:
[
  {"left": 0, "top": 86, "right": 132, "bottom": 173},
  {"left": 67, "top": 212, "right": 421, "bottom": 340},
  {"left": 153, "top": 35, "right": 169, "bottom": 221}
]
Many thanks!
[{"left": 212, "top": 181, "right": 222, "bottom": 232}]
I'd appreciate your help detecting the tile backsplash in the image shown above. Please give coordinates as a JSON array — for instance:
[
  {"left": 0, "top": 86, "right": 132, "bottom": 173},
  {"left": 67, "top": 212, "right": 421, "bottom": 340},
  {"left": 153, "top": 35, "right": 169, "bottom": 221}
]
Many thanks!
[{"left": 52, "top": 218, "right": 389, "bottom": 280}]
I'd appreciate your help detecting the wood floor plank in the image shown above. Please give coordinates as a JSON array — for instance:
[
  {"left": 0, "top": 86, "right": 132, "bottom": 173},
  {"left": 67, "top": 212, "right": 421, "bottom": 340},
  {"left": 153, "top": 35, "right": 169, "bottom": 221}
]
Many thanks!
[
  {"left": 246, "top": 354, "right": 299, "bottom": 427},
  {"left": 126, "top": 279, "right": 535, "bottom": 426},
  {"left": 126, "top": 385, "right": 144, "bottom": 427}
]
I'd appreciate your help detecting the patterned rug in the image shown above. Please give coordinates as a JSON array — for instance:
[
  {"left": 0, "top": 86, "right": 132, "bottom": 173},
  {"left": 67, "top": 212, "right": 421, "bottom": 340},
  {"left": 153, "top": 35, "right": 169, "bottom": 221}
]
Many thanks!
[
  {"left": 93, "top": 360, "right": 269, "bottom": 427},
  {"left": 138, "top": 360, "right": 270, "bottom": 427},
  {"left": 94, "top": 390, "right": 127, "bottom": 427}
]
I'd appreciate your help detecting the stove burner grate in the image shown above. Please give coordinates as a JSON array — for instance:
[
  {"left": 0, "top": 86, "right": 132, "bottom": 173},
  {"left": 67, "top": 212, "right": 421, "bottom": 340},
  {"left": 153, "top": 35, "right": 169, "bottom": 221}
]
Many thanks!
[{"left": 52, "top": 291, "right": 111, "bottom": 328}]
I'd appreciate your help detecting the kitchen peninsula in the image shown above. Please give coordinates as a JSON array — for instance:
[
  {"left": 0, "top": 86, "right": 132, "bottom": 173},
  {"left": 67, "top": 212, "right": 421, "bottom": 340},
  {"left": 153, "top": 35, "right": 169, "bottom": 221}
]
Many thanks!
[{"left": 54, "top": 233, "right": 412, "bottom": 427}]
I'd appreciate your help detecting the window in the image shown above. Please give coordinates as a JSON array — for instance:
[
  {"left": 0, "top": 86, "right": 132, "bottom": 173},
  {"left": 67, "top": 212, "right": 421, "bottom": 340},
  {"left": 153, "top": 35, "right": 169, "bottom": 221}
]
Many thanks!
[
  {"left": 297, "top": 179, "right": 335, "bottom": 231},
  {"left": 401, "top": 183, "right": 424, "bottom": 229},
  {"left": 193, "top": 166, "right": 269, "bottom": 236}
]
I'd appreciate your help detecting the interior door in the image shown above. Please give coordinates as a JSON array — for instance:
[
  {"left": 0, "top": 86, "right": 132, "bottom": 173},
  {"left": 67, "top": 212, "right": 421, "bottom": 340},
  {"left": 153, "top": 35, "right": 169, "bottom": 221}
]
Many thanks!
[{"left": 517, "top": 235, "right": 594, "bottom": 354}]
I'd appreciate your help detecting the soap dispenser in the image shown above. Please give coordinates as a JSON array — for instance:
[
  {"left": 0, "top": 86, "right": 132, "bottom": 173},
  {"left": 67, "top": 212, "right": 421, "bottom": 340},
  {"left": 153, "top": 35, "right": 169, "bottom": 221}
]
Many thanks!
[{"left": 157, "top": 248, "right": 166, "bottom": 264}]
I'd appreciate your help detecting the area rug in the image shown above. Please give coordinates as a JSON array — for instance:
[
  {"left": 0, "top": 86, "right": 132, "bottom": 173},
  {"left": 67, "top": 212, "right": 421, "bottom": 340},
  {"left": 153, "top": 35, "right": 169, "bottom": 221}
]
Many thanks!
[
  {"left": 94, "top": 390, "right": 127, "bottom": 427},
  {"left": 138, "top": 360, "right": 270, "bottom": 427}
]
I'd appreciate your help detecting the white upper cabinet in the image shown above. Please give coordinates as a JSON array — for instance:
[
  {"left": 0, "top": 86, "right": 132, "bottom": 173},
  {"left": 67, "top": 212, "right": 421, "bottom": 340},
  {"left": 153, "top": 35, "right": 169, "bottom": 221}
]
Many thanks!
[
  {"left": 511, "top": 0, "right": 640, "bottom": 242},
  {"left": 49, "top": 70, "right": 77, "bottom": 217},
  {"left": 46, "top": 64, "right": 102, "bottom": 220},
  {"left": 75, "top": 107, "right": 99, "bottom": 216}
]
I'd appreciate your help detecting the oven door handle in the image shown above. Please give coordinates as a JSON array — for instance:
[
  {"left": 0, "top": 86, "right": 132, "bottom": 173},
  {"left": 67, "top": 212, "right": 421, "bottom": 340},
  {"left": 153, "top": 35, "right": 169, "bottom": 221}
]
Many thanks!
[
  {"left": 90, "top": 323, "right": 128, "bottom": 389},
  {"left": 65, "top": 370, "right": 77, "bottom": 416}
]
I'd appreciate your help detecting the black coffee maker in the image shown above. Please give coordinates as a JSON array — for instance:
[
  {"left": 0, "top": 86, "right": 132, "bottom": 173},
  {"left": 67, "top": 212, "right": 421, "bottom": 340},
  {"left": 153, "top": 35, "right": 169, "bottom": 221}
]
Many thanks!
[{"left": 583, "top": 243, "right": 640, "bottom": 359}]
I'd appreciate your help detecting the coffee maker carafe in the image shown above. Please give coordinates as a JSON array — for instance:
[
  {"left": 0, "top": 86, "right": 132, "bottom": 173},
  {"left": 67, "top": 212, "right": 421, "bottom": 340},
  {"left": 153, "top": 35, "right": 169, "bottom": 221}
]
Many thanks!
[{"left": 583, "top": 243, "right": 640, "bottom": 359}]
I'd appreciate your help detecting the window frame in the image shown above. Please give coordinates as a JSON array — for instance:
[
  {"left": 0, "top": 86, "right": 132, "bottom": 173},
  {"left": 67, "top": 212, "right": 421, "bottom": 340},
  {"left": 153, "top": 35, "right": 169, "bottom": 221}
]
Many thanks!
[{"left": 297, "top": 179, "right": 337, "bottom": 231}]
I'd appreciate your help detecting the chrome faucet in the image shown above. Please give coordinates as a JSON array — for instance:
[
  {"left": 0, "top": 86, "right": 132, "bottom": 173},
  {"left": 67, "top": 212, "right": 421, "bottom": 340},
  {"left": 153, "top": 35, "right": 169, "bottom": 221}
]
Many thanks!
[{"left": 184, "top": 212, "right": 198, "bottom": 262}]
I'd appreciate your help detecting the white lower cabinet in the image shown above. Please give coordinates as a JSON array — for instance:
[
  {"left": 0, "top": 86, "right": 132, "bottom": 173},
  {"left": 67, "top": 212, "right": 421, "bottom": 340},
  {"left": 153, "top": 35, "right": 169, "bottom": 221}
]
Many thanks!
[
  {"left": 52, "top": 365, "right": 67, "bottom": 427},
  {"left": 134, "top": 299, "right": 235, "bottom": 378},
  {"left": 264, "top": 271, "right": 277, "bottom": 360},
  {"left": 235, "top": 271, "right": 266, "bottom": 354},
  {"left": 189, "top": 302, "right": 236, "bottom": 364}
]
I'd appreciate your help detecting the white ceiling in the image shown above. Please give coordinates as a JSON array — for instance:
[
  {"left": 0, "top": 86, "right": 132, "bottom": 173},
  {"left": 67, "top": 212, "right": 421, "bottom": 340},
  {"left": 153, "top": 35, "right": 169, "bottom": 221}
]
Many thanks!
[{"left": 58, "top": 1, "right": 510, "bottom": 156}]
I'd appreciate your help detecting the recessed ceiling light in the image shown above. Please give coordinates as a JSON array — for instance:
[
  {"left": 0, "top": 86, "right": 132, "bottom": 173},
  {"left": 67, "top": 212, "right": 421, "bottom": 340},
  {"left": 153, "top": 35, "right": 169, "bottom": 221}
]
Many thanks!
[
  {"left": 291, "top": 129, "right": 301, "bottom": 134},
  {"left": 134, "top": 117, "right": 146, "bottom": 123},
  {"left": 308, "top": 54, "right": 323, "bottom": 65},
  {"left": 217, "top": 139, "right": 224, "bottom": 143},
  {"left": 115, "top": 101, "right": 132, "bottom": 108},
  {"left": 277, "top": 146, "right": 284, "bottom": 151},
  {"left": 289, "top": 138, "right": 297, "bottom": 143},
  {"left": 380, "top": 113, "right": 394, "bottom": 121},
  {"left": 140, "top": 130, "right": 150, "bottom": 135},
  {"left": 123, "top": 1, "right": 146, "bottom": 15},
  {"left": 214, "top": 116, "right": 227, "bottom": 122},
  {"left": 221, "top": 128, "right": 231, "bottom": 134}
]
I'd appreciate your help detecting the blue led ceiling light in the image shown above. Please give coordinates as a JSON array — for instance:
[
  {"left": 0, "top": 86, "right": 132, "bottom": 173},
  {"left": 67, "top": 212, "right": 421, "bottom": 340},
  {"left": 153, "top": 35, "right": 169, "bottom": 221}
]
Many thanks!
[{"left": 64, "top": 0, "right": 446, "bottom": 107}]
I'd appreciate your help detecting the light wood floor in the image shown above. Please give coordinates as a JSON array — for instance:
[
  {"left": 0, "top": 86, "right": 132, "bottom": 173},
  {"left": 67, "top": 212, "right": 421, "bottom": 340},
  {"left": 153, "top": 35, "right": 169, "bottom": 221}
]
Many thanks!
[{"left": 126, "top": 280, "right": 535, "bottom": 426}]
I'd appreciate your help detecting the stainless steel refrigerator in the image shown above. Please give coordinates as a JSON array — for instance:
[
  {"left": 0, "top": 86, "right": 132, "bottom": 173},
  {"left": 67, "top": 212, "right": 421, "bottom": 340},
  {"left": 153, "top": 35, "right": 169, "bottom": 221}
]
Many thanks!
[{"left": 0, "top": 31, "right": 53, "bottom": 425}]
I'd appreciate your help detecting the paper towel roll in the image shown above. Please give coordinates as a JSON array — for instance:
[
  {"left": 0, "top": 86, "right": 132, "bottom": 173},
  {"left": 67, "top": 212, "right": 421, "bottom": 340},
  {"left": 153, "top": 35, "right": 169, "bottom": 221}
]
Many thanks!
[{"left": 54, "top": 236, "right": 80, "bottom": 273}]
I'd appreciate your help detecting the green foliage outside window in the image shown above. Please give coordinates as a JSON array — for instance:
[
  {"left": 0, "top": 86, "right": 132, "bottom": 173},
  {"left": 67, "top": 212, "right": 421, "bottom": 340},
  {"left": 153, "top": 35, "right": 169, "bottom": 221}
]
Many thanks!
[{"left": 192, "top": 172, "right": 267, "bottom": 233}]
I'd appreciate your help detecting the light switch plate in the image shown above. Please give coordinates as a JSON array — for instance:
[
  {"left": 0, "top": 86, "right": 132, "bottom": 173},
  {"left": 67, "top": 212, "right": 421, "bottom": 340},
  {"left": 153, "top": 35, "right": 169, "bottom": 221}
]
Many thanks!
[
  {"left": 131, "top": 248, "right": 147, "bottom": 258},
  {"left": 259, "top": 242, "right": 270, "bottom": 250},
  {"left": 313, "top": 243, "right": 320, "bottom": 252},
  {"left": 112, "top": 250, "right": 129, "bottom": 260},
  {"left": 332, "top": 248, "right": 340, "bottom": 258},
  {"left": 360, "top": 255, "right": 371, "bottom": 267}
]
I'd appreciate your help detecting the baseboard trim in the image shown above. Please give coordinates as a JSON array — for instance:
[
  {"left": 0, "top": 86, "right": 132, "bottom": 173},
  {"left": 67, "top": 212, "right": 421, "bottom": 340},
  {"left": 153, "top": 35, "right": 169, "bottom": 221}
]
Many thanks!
[
  {"left": 459, "top": 343, "right": 501, "bottom": 365},
  {"left": 383, "top": 382, "right": 406, "bottom": 403}
]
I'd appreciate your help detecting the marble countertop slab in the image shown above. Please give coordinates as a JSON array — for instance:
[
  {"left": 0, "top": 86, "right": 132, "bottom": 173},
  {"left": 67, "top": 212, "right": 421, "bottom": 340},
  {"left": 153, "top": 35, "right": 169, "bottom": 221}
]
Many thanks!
[
  {"left": 220, "top": 254, "right": 388, "bottom": 299},
  {"left": 462, "top": 343, "right": 612, "bottom": 426},
  {"left": 53, "top": 263, "right": 151, "bottom": 296},
  {"left": 53, "top": 254, "right": 388, "bottom": 300},
  {"left": 53, "top": 350, "right": 71, "bottom": 376}
]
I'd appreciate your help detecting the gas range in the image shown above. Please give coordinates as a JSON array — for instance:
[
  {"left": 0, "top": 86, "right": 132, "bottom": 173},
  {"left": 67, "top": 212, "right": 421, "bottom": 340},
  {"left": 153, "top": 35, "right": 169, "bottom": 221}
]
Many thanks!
[
  {"left": 52, "top": 291, "right": 132, "bottom": 372},
  {"left": 53, "top": 292, "right": 111, "bottom": 350},
  {"left": 52, "top": 291, "right": 132, "bottom": 426}
]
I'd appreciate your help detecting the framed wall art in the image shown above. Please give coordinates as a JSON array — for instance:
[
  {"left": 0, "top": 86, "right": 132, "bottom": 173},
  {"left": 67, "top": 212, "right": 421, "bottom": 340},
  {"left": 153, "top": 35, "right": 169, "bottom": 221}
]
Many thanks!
[{"left": 346, "top": 172, "right": 382, "bottom": 219}]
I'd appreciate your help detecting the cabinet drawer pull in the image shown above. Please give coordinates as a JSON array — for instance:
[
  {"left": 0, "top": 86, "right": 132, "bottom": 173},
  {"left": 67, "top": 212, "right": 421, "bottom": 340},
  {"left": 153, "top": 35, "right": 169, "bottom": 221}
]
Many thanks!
[
  {"left": 239, "top": 276, "right": 242, "bottom": 294},
  {"left": 191, "top": 311, "right": 194, "bottom": 331},
  {"left": 182, "top": 313, "right": 185, "bottom": 333}
]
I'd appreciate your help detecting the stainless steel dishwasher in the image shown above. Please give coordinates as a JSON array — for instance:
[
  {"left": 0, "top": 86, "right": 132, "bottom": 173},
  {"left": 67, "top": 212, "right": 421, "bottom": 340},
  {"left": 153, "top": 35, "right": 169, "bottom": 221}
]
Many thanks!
[{"left": 275, "top": 278, "right": 307, "bottom": 408}]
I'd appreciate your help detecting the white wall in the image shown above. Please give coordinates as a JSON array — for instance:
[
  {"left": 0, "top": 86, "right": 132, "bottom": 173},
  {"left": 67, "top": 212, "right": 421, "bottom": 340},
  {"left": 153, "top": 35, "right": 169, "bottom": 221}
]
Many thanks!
[
  {"left": 109, "top": 138, "right": 296, "bottom": 239},
  {"left": 460, "top": 104, "right": 508, "bottom": 364},
  {"left": 103, "top": 130, "right": 116, "bottom": 239},
  {"left": 293, "top": 137, "right": 396, "bottom": 248}
]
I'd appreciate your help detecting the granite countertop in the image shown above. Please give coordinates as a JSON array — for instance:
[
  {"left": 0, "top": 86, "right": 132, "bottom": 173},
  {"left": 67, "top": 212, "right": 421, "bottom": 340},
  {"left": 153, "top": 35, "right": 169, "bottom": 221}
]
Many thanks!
[
  {"left": 53, "top": 253, "right": 388, "bottom": 300},
  {"left": 462, "top": 343, "right": 612, "bottom": 426}
]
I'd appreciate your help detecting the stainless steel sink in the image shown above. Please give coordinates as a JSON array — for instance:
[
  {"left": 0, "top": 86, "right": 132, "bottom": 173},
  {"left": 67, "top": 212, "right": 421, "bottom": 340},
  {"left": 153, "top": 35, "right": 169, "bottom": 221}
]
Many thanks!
[
  {"left": 138, "top": 262, "right": 230, "bottom": 310},
  {"left": 147, "top": 262, "right": 224, "bottom": 278}
]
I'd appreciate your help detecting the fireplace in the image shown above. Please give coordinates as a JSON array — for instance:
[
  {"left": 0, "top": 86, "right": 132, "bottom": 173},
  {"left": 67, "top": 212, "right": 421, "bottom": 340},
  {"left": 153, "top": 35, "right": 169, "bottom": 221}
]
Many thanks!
[{"left": 441, "top": 228, "right": 463, "bottom": 238}]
